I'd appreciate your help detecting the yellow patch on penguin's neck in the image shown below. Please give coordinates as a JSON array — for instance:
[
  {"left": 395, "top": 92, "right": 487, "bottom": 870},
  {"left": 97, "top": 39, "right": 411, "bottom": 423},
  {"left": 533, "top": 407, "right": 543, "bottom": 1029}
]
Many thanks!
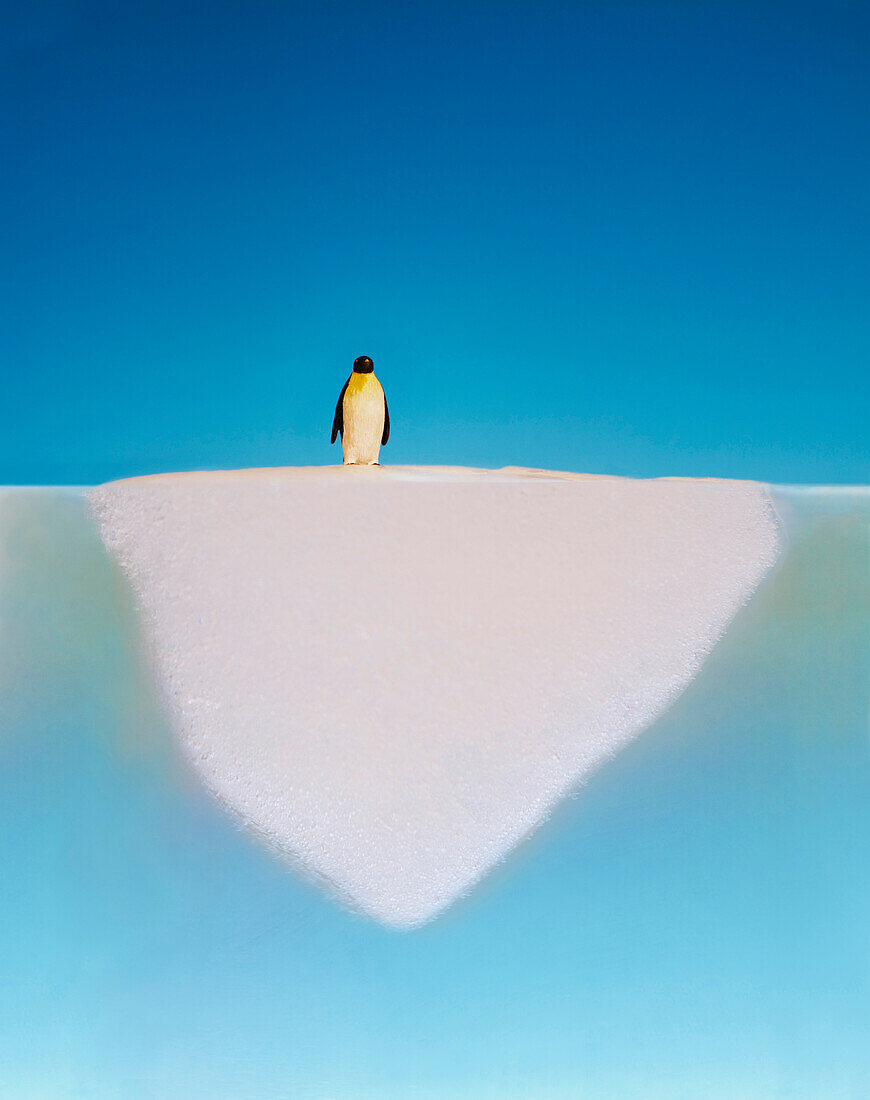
[{"left": 348, "top": 371, "right": 380, "bottom": 393}]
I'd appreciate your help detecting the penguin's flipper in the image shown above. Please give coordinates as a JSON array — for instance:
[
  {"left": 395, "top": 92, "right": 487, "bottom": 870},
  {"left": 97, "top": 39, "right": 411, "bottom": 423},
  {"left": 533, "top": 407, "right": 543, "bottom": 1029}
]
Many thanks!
[
  {"left": 331, "top": 378, "right": 349, "bottom": 444},
  {"left": 382, "top": 393, "right": 390, "bottom": 445}
]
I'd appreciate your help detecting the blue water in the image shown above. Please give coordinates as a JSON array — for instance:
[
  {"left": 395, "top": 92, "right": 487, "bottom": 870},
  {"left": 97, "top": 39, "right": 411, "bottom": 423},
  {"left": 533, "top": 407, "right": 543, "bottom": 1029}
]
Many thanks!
[{"left": 0, "top": 485, "right": 867, "bottom": 1099}]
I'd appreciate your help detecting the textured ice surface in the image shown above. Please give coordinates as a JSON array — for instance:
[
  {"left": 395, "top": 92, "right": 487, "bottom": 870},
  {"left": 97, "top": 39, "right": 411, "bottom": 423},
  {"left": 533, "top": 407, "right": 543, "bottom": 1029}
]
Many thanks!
[{"left": 88, "top": 466, "right": 781, "bottom": 927}]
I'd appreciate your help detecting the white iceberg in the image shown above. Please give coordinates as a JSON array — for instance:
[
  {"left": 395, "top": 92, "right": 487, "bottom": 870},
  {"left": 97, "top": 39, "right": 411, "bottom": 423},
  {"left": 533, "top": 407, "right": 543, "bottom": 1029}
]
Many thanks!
[{"left": 88, "top": 465, "right": 781, "bottom": 927}]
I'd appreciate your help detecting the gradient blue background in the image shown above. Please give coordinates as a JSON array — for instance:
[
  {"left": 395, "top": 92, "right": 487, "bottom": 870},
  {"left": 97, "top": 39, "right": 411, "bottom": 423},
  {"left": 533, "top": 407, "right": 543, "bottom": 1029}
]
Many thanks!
[
  {"left": 3, "top": 0, "right": 868, "bottom": 485},
  {"left": 1, "top": 4, "right": 868, "bottom": 1096}
]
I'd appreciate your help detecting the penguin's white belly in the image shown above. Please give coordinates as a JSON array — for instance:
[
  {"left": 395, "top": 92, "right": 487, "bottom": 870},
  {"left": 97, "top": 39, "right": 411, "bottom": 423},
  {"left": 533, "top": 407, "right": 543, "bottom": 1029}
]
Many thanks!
[{"left": 343, "top": 385, "right": 384, "bottom": 465}]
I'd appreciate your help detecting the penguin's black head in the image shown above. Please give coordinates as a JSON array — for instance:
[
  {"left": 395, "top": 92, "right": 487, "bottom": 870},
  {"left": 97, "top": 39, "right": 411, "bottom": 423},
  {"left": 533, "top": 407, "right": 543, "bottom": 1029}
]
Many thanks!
[{"left": 353, "top": 356, "right": 374, "bottom": 374}]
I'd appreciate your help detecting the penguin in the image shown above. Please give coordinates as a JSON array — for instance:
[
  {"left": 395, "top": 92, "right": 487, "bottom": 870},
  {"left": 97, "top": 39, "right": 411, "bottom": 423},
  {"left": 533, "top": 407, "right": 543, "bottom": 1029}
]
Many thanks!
[{"left": 331, "top": 356, "right": 390, "bottom": 465}]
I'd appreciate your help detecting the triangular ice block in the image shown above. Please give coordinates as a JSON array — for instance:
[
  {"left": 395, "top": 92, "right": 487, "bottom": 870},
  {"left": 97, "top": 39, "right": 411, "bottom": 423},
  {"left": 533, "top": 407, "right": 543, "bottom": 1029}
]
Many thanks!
[{"left": 89, "top": 466, "right": 780, "bottom": 927}]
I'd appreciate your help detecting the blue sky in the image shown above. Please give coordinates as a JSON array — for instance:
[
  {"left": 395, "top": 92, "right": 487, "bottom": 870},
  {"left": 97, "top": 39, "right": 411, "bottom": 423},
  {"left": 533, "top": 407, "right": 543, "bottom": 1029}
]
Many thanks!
[{"left": 3, "top": 0, "right": 868, "bottom": 485}]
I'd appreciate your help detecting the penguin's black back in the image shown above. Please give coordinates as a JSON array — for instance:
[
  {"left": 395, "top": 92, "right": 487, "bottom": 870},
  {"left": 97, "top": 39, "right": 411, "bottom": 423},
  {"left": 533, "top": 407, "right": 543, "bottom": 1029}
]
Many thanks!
[{"left": 331, "top": 377, "right": 350, "bottom": 443}]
